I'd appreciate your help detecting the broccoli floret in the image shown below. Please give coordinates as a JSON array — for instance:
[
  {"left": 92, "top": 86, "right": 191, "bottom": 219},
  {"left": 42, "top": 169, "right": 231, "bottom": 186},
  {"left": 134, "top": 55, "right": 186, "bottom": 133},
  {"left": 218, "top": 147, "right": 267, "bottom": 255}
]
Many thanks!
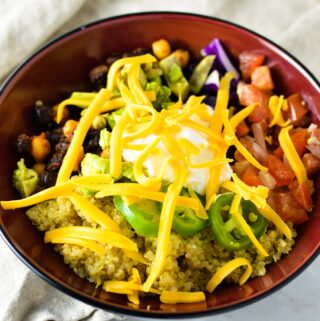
[
  {"left": 99, "top": 128, "right": 111, "bottom": 149},
  {"left": 13, "top": 159, "right": 39, "bottom": 198},
  {"left": 107, "top": 108, "right": 124, "bottom": 129}
]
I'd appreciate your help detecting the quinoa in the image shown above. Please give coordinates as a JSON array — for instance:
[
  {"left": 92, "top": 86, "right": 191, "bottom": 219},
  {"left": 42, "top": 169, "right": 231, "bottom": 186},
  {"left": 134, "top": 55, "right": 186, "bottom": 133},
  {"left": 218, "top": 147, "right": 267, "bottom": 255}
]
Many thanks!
[{"left": 26, "top": 197, "right": 296, "bottom": 292}]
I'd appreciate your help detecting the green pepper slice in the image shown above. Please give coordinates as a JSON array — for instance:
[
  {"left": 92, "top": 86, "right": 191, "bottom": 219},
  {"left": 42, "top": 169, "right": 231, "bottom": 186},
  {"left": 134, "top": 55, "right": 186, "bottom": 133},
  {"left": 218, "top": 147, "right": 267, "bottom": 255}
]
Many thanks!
[
  {"left": 113, "top": 188, "right": 208, "bottom": 238},
  {"left": 113, "top": 196, "right": 160, "bottom": 237},
  {"left": 208, "top": 193, "right": 268, "bottom": 251}
]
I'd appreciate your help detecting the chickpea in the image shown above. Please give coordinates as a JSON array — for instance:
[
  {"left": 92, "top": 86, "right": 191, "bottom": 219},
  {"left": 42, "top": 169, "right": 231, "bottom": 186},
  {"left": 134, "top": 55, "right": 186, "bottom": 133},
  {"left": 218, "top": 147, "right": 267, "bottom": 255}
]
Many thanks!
[
  {"left": 31, "top": 133, "right": 51, "bottom": 163},
  {"left": 63, "top": 120, "right": 79, "bottom": 138},
  {"left": 73, "top": 146, "right": 84, "bottom": 171},
  {"left": 32, "top": 163, "right": 45, "bottom": 175},
  {"left": 100, "top": 147, "right": 110, "bottom": 159},
  {"left": 152, "top": 39, "right": 171, "bottom": 60},
  {"left": 173, "top": 49, "right": 190, "bottom": 68}
]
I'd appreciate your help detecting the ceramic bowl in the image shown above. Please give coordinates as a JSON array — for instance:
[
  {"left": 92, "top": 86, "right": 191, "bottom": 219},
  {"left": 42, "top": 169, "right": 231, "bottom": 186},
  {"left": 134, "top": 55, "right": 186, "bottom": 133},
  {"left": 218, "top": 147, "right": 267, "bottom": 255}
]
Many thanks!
[{"left": 0, "top": 12, "right": 320, "bottom": 319}]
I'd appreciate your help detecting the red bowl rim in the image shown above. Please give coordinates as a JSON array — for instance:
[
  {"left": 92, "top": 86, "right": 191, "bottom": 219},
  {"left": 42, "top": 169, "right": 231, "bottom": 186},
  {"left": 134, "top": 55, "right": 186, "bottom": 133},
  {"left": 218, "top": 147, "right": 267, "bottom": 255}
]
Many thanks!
[{"left": 0, "top": 11, "right": 320, "bottom": 319}]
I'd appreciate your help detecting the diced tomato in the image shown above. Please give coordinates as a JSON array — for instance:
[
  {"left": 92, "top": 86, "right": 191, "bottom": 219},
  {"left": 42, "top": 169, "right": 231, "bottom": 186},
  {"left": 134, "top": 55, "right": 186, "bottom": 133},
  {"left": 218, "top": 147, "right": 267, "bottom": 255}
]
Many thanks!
[
  {"left": 262, "top": 154, "right": 295, "bottom": 186},
  {"left": 236, "top": 120, "right": 250, "bottom": 136},
  {"left": 269, "top": 192, "right": 309, "bottom": 225},
  {"left": 240, "top": 164, "right": 264, "bottom": 187},
  {"left": 273, "top": 129, "right": 307, "bottom": 159},
  {"left": 288, "top": 180, "right": 312, "bottom": 211},
  {"left": 239, "top": 51, "right": 265, "bottom": 81},
  {"left": 237, "top": 83, "right": 271, "bottom": 122},
  {"left": 302, "top": 152, "right": 320, "bottom": 177},
  {"left": 234, "top": 137, "right": 253, "bottom": 162},
  {"left": 283, "top": 93, "right": 309, "bottom": 126},
  {"left": 251, "top": 66, "right": 274, "bottom": 91}
]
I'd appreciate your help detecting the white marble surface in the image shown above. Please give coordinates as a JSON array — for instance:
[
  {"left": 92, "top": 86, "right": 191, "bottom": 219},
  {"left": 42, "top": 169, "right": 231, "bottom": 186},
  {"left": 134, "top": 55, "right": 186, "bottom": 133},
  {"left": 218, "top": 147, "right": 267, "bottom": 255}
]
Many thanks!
[{"left": 1, "top": 0, "right": 320, "bottom": 320}]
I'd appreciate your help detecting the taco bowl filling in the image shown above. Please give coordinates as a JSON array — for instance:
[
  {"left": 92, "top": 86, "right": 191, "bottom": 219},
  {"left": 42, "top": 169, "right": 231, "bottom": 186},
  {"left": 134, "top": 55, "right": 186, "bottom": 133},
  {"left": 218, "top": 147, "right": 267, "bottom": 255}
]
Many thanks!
[{"left": 2, "top": 38, "right": 319, "bottom": 305}]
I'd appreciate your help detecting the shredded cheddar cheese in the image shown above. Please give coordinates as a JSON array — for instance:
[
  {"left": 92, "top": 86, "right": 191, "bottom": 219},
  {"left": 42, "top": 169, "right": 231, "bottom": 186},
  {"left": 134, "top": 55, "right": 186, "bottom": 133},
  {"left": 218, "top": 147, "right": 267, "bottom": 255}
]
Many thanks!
[
  {"left": 278, "top": 125, "right": 307, "bottom": 185},
  {"left": 56, "top": 89, "right": 111, "bottom": 185},
  {"left": 44, "top": 226, "right": 138, "bottom": 252},
  {"left": 160, "top": 291, "right": 206, "bottom": 304},
  {"left": 229, "top": 193, "right": 268, "bottom": 257},
  {"left": 206, "top": 258, "right": 252, "bottom": 293},
  {"left": 143, "top": 158, "right": 187, "bottom": 292}
]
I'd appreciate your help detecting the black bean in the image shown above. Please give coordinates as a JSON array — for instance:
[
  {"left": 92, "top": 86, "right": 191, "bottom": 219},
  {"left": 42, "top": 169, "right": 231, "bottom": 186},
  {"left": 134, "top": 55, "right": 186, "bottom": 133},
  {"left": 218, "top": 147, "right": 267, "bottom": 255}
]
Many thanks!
[
  {"left": 55, "top": 139, "right": 70, "bottom": 155},
  {"left": 89, "top": 65, "right": 108, "bottom": 86},
  {"left": 84, "top": 132, "right": 101, "bottom": 154},
  {"left": 106, "top": 53, "right": 124, "bottom": 66},
  {"left": 47, "top": 128, "right": 63, "bottom": 146},
  {"left": 33, "top": 100, "right": 54, "bottom": 129},
  {"left": 46, "top": 154, "right": 63, "bottom": 172},
  {"left": 132, "top": 48, "right": 151, "bottom": 56},
  {"left": 40, "top": 171, "right": 57, "bottom": 188},
  {"left": 15, "top": 134, "right": 31, "bottom": 155}
]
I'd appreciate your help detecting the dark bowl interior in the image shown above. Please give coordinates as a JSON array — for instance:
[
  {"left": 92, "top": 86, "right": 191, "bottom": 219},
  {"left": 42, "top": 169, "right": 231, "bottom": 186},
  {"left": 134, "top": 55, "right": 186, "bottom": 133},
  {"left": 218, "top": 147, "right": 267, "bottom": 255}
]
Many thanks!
[{"left": 0, "top": 12, "right": 320, "bottom": 318}]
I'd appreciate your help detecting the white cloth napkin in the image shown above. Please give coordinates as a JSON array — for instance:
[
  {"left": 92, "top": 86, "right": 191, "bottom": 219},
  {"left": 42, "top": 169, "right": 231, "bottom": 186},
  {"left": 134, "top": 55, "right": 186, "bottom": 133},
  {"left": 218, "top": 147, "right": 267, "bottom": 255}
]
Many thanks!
[{"left": 0, "top": 1, "right": 320, "bottom": 320}]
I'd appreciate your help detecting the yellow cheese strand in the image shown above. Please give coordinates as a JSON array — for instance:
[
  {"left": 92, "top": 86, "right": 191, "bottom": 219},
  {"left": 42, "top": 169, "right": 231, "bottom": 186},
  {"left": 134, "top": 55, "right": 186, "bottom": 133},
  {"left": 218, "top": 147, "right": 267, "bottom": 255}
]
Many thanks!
[
  {"left": 205, "top": 193, "right": 217, "bottom": 211},
  {"left": 187, "top": 158, "right": 232, "bottom": 169},
  {"left": 269, "top": 95, "right": 290, "bottom": 128},
  {"left": 56, "top": 89, "right": 111, "bottom": 185},
  {"left": 122, "top": 142, "right": 147, "bottom": 150},
  {"left": 160, "top": 127, "right": 185, "bottom": 159},
  {"left": 94, "top": 183, "right": 199, "bottom": 210},
  {"left": 110, "top": 109, "right": 131, "bottom": 178},
  {"left": 103, "top": 280, "right": 161, "bottom": 295},
  {"left": 133, "top": 136, "right": 170, "bottom": 187},
  {"left": 71, "top": 174, "right": 114, "bottom": 185},
  {"left": 81, "top": 91, "right": 157, "bottom": 116},
  {"left": 44, "top": 226, "right": 138, "bottom": 252},
  {"left": 221, "top": 181, "right": 291, "bottom": 240},
  {"left": 229, "top": 103, "right": 259, "bottom": 130},
  {"left": 205, "top": 145, "right": 228, "bottom": 207},
  {"left": 123, "top": 105, "right": 161, "bottom": 142},
  {"left": 165, "top": 96, "right": 205, "bottom": 126},
  {"left": 210, "top": 72, "right": 235, "bottom": 132},
  {"left": 1, "top": 182, "right": 74, "bottom": 209},
  {"left": 278, "top": 125, "right": 307, "bottom": 185},
  {"left": 180, "top": 119, "right": 224, "bottom": 144},
  {"left": 143, "top": 158, "right": 186, "bottom": 292},
  {"left": 178, "top": 137, "right": 200, "bottom": 156},
  {"left": 222, "top": 177, "right": 267, "bottom": 209},
  {"left": 160, "top": 291, "right": 206, "bottom": 304},
  {"left": 49, "top": 237, "right": 106, "bottom": 258},
  {"left": 128, "top": 63, "right": 152, "bottom": 107},
  {"left": 127, "top": 268, "right": 142, "bottom": 305},
  {"left": 68, "top": 192, "right": 120, "bottom": 232},
  {"left": 186, "top": 184, "right": 208, "bottom": 220},
  {"left": 56, "top": 99, "right": 91, "bottom": 123},
  {"left": 107, "top": 54, "right": 156, "bottom": 91},
  {"left": 259, "top": 204, "right": 292, "bottom": 240},
  {"left": 222, "top": 110, "right": 268, "bottom": 172},
  {"left": 68, "top": 192, "right": 146, "bottom": 263},
  {"left": 206, "top": 258, "right": 252, "bottom": 293},
  {"left": 229, "top": 194, "right": 268, "bottom": 257}
]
